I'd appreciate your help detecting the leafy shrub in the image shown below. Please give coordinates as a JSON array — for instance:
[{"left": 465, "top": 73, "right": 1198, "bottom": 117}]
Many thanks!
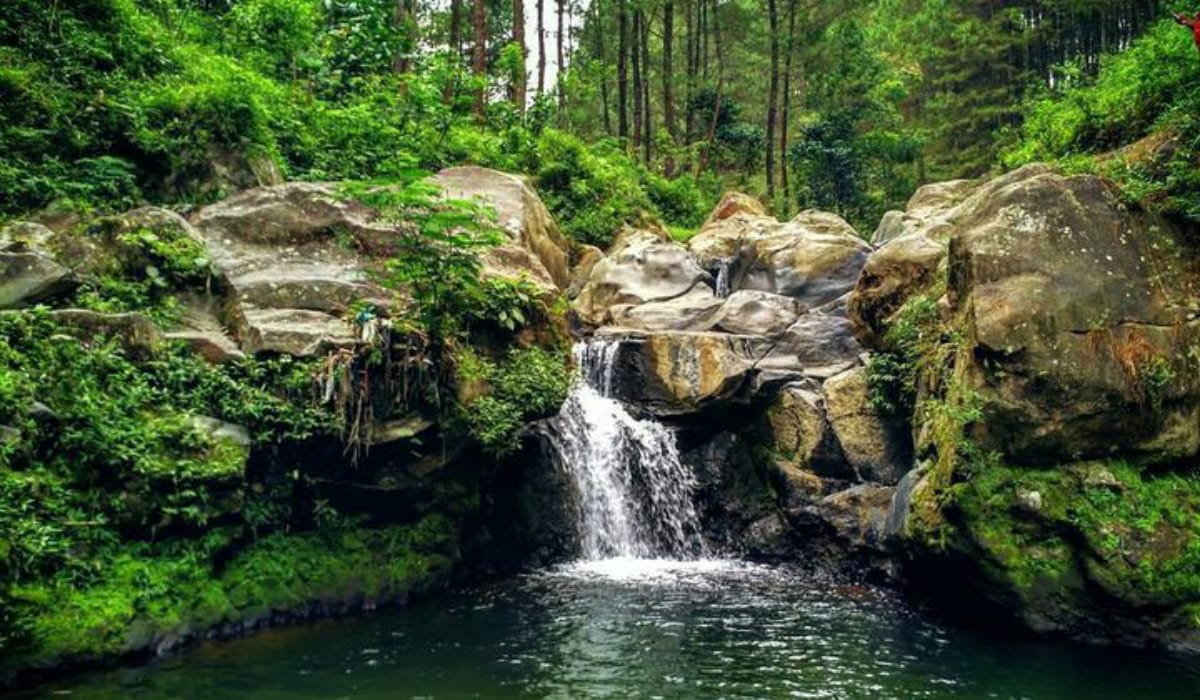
[{"left": 458, "top": 347, "right": 572, "bottom": 456}]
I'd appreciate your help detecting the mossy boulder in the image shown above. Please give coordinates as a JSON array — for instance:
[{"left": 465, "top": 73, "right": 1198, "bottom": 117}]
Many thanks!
[
  {"left": 903, "top": 459, "right": 1200, "bottom": 650},
  {"left": 858, "top": 165, "right": 1200, "bottom": 649}
]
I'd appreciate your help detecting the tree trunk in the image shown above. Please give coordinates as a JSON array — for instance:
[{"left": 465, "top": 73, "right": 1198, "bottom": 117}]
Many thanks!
[
  {"left": 780, "top": 0, "right": 797, "bottom": 200},
  {"left": 765, "top": 0, "right": 779, "bottom": 199},
  {"left": 556, "top": 0, "right": 566, "bottom": 112},
  {"left": 450, "top": 0, "right": 463, "bottom": 56},
  {"left": 663, "top": 1, "right": 677, "bottom": 142},
  {"left": 512, "top": 0, "right": 526, "bottom": 111},
  {"left": 472, "top": 0, "right": 487, "bottom": 121},
  {"left": 697, "top": 0, "right": 722, "bottom": 174},
  {"left": 685, "top": 0, "right": 696, "bottom": 141},
  {"left": 641, "top": 10, "right": 652, "bottom": 163},
  {"left": 444, "top": 0, "right": 464, "bottom": 103},
  {"left": 618, "top": 1, "right": 629, "bottom": 138},
  {"left": 593, "top": 0, "right": 612, "bottom": 135},
  {"left": 631, "top": 10, "right": 643, "bottom": 150},
  {"left": 537, "top": 0, "right": 547, "bottom": 96},
  {"left": 393, "top": 0, "right": 411, "bottom": 74}
]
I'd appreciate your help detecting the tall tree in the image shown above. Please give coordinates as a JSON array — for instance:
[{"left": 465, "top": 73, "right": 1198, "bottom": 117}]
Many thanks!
[
  {"left": 393, "top": 0, "right": 412, "bottom": 74},
  {"left": 641, "top": 9, "right": 652, "bottom": 163},
  {"left": 663, "top": 0, "right": 677, "bottom": 142},
  {"left": 631, "top": 9, "right": 643, "bottom": 149},
  {"left": 697, "top": 0, "right": 722, "bottom": 173},
  {"left": 556, "top": 0, "right": 566, "bottom": 111},
  {"left": 512, "top": 0, "right": 527, "bottom": 110},
  {"left": 684, "top": 0, "right": 696, "bottom": 140},
  {"left": 537, "top": 0, "right": 547, "bottom": 96},
  {"left": 449, "top": 0, "right": 464, "bottom": 57},
  {"left": 618, "top": 0, "right": 630, "bottom": 138},
  {"left": 780, "top": 0, "right": 798, "bottom": 200},
  {"left": 765, "top": 0, "right": 780, "bottom": 199},
  {"left": 472, "top": 0, "right": 487, "bottom": 120}
]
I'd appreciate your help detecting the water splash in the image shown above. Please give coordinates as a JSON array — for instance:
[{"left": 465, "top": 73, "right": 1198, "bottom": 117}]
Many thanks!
[{"left": 551, "top": 339, "right": 706, "bottom": 560}]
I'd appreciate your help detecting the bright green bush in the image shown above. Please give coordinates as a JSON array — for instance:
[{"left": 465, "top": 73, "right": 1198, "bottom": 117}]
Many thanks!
[
  {"left": 457, "top": 346, "right": 573, "bottom": 456},
  {"left": 1006, "top": 19, "right": 1200, "bottom": 221}
]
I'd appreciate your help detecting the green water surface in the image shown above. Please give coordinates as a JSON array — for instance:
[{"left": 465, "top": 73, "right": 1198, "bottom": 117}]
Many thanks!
[{"left": 10, "top": 559, "right": 1200, "bottom": 699}]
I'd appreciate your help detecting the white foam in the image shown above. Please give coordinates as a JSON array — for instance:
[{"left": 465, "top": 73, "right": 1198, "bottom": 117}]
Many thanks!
[{"left": 552, "top": 557, "right": 762, "bottom": 584}]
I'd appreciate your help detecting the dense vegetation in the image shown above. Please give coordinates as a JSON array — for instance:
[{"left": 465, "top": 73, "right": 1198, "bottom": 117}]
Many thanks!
[{"left": 3, "top": 0, "right": 1200, "bottom": 684}]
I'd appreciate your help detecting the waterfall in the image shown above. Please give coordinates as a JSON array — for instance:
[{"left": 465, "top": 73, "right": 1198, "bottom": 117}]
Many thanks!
[
  {"left": 552, "top": 339, "right": 706, "bottom": 560},
  {"left": 714, "top": 259, "right": 732, "bottom": 298}
]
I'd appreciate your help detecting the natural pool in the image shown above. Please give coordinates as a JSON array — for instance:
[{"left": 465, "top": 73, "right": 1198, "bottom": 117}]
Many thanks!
[{"left": 11, "top": 558, "right": 1200, "bottom": 700}]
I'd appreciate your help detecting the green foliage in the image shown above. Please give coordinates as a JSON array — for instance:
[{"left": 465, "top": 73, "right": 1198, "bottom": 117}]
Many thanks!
[
  {"left": 532, "top": 130, "right": 712, "bottom": 247},
  {"left": 457, "top": 347, "right": 573, "bottom": 457},
  {"left": 1007, "top": 18, "right": 1200, "bottom": 222},
  {"left": 866, "top": 294, "right": 942, "bottom": 416},
  {"left": 343, "top": 178, "right": 505, "bottom": 339},
  {"left": 3, "top": 515, "right": 457, "bottom": 670}
]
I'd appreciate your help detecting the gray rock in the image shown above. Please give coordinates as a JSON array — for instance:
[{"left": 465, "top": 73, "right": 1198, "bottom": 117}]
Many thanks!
[
  {"left": 574, "top": 231, "right": 712, "bottom": 327},
  {"left": 823, "top": 366, "right": 913, "bottom": 485},
  {"left": 608, "top": 286, "right": 725, "bottom": 332},
  {"left": 713, "top": 290, "right": 805, "bottom": 336},
  {"left": 0, "top": 221, "right": 56, "bottom": 252},
  {"left": 0, "top": 251, "right": 74, "bottom": 308},
  {"left": 759, "top": 313, "right": 863, "bottom": 379},
  {"left": 431, "top": 166, "right": 572, "bottom": 290}
]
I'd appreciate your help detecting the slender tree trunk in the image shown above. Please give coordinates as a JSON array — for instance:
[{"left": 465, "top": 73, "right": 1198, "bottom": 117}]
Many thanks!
[
  {"left": 450, "top": 0, "right": 463, "bottom": 56},
  {"left": 512, "top": 0, "right": 526, "bottom": 110},
  {"left": 685, "top": 0, "right": 696, "bottom": 141},
  {"left": 537, "top": 0, "right": 547, "bottom": 96},
  {"left": 556, "top": 0, "right": 566, "bottom": 112},
  {"left": 697, "top": 0, "right": 722, "bottom": 174},
  {"left": 765, "top": 0, "right": 779, "bottom": 199},
  {"left": 662, "top": 1, "right": 677, "bottom": 142},
  {"left": 444, "top": 0, "right": 464, "bottom": 103},
  {"left": 593, "top": 0, "right": 613, "bottom": 135},
  {"left": 642, "top": 10, "right": 652, "bottom": 163},
  {"left": 393, "top": 0, "right": 411, "bottom": 74},
  {"left": 472, "top": 0, "right": 487, "bottom": 121},
  {"left": 618, "top": 0, "right": 629, "bottom": 139},
  {"left": 631, "top": 10, "right": 643, "bottom": 150},
  {"left": 780, "top": 0, "right": 797, "bottom": 201}
]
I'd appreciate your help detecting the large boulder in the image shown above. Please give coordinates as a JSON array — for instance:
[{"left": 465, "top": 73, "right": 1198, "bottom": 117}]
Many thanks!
[
  {"left": 850, "top": 165, "right": 1059, "bottom": 345},
  {"left": 598, "top": 330, "right": 768, "bottom": 415},
  {"left": 0, "top": 222, "right": 76, "bottom": 308},
  {"left": 574, "top": 229, "right": 712, "bottom": 327},
  {"left": 0, "top": 251, "right": 73, "bottom": 309},
  {"left": 763, "top": 382, "right": 851, "bottom": 487},
  {"left": 945, "top": 168, "right": 1200, "bottom": 462},
  {"left": 191, "top": 183, "right": 387, "bottom": 357},
  {"left": 713, "top": 290, "right": 805, "bottom": 336},
  {"left": 758, "top": 312, "right": 863, "bottom": 380},
  {"left": 608, "top": 287, "right": 725, "bottom": 332},
  {"left": 861, "top": 165, "right": 1200, "bottom": 650},
  {"left": 688, "top": 208, "right": 870, "bottom": 308},
  {"left": 430, "top": 167, "right": 572, "bottom": 290}
]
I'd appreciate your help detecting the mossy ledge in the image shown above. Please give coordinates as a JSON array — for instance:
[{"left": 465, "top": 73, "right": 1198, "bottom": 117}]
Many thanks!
[{"left": 2, "top": 516, "right": 458, "bottom": 685}]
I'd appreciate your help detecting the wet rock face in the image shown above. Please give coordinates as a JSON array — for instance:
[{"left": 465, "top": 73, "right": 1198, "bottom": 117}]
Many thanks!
[{"left": 570, "top": 194, "right": 914, "bottom": 569}]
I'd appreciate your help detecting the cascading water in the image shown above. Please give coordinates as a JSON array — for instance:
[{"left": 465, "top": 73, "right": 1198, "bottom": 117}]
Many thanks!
[
  {"left": 551, "top": 339, "right": 706, "bottom": 560},
  {"left": 714, "top": 259, "right": 733, "bottom": 298}
]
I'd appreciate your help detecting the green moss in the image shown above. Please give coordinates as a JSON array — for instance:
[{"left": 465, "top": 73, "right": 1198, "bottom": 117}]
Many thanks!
[
  {"left": 4, "top": 514, "right": 457, "bottom": 670},
  {"left": 933, "top": 458, "right": 1200, "bottom": 610}
]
